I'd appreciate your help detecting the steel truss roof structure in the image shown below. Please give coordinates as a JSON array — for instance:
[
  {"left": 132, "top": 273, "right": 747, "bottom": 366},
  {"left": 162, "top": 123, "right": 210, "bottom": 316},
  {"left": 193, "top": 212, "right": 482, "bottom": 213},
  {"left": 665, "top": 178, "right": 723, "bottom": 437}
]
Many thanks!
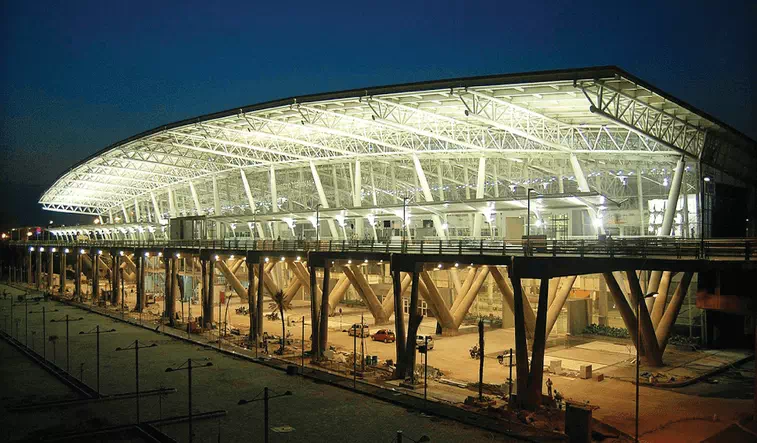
[{"left": 40, "top": 66, "right": 756, "bottom": 239}]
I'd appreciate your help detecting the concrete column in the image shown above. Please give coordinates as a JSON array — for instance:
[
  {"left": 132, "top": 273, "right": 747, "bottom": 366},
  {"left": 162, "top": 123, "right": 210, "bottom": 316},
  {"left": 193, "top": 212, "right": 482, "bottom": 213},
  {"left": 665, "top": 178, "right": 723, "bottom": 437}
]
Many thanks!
[
  {"left": 27, "top": 251, "right": 32, "bottom": 285},
  {"left": 598, "top": 276, "right": 609, "bottom": 326},
  {"left": 392, "top": 266, "right": 407, "bottom": 377},
  {"left": 36, "top": 249, "right": 42, "bottom": 289},
  {"left": 524, "top": 278, "right": 550, "bottom": 410},
  {"left": 509, "top": 266, "right": 530, "bottom": 407},
  {"left": 256, "top": 260, "right": 264, "bottom": 336},
  {"left": 200, "top": 259, "right": 208, "bottom": 327},
  {"left": 419, "top": 271, "right": 455, "bottom": 329},
  {"left": 247, "top": 258, "right": 256, "bottom": 345},
  {"left": 165, "top": 257, "right": 176, "bottom": 326},
  {"left": 309, "top": 262, "right": 320, "bottom": 357},
  {"left": 490, "top": 267, "right": 535, "bottom": 337},
  {"left": 47, "top": 250, "right": 54, "bottom": 291},
  {"left": 59, "top": 251, "right": 66, "bottom": 295},
  {"left": 650, "top": 271, "right": 673, "bottom": 328},
  {"left": 603, "top": 272, "right": 639, "bottom": 350},
  {"left": 412, "top": 154, "right": 446, "bottom": 238},
  {"left": 136, "top": 254, "right": 145, "bottom": 312},
  {"left": 319, "top": 266, "right": 331, "bottom": 356},
  {"left": 217, "top": 260, "right": 247, "bottom": 300},
  {"left": 342, "top": 266, "right": 387, "bottom": 324},
  {"left": 310, "top": 162, "right": 339, "bottom": 238},
  {"left": 656, "top": 272, "right": 694, "bottom": 353},
  {"left": 75, "top": 253, "right": 81, "bottom": 299},
  {"left": 402, "top": 269, "right": 422, "bottom": 381},
  {"left": 452, "top": 266, "right": 490, "bottom": 327},
  {"left": 626, "top": 270, "right": 663, "bottom": 366},
  {"left": 545, "top": 275, "right": 577, "bottom": 337},
  {"left": 472, "top": 157, "right": 487, "bottom": 237},
  {"left": 92, "top": 253, "right": 99, "bottom": 303}
]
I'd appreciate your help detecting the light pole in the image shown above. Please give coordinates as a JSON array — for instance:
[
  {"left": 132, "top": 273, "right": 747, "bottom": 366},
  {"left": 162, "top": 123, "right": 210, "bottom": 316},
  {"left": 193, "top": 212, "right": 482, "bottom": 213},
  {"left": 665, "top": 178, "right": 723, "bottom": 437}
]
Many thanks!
[
  {"left": 636, "top": 290, "right": 658, "bottom": 443},
  {"left": 166, "top": 359, "right": 213, "bottom": 443},
  {"left": 315, "top": 203, "right": 322, "bottom": 243},
  {"left": 116, "top": 340, "right": 158, "bottom": 423},
  {"left": 700, "top": 175, "right": 711, "bottom": 258},
  {"left": 238, "top": 387, "right": 293, "bottom": 443},
  {"left": 79, "top": 325, "right": 116, "bottom": 395},
  {"left": 50, "top": 315, "right": 84, "bottom": 372}
]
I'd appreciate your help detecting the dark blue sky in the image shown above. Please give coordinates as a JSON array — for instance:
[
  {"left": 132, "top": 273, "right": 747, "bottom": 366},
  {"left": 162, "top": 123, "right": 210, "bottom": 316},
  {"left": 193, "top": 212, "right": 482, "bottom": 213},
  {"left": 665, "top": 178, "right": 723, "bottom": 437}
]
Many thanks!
[{"left": 1, "top": 0, "right": 755, "bottom": 230}]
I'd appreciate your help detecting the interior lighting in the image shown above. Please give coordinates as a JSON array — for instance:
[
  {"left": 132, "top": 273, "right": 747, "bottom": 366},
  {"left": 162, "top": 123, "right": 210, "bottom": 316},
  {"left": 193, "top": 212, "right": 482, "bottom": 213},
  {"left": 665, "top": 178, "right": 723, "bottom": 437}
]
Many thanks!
[
  {"left": 264, "top": 257, "right": 269, "bottom": 263},
  {"left": 64, "top": 249, "right": 70, "bottom": 253},
  {"left": 454, "top": 263, "right": 459, "bottom": 267}
]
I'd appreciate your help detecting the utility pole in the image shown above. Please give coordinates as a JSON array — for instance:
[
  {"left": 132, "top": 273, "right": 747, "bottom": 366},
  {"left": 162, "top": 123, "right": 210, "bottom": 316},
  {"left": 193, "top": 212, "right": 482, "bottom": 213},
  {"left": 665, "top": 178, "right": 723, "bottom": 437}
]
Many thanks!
[
  {"left": 51, "top": 314, "right": 84, "bottom": 372},
  {"left": 166, "top": 358, "right": 213, "bottom": 443},
  {"left": 238, "top": 387, "right": 292, "bottom": 443},
  {"left": 116, "top": 340, "right": 158, "bottom": 423},
  {"left": 80, "top": 325, "right": 116, "bottom": 396}
]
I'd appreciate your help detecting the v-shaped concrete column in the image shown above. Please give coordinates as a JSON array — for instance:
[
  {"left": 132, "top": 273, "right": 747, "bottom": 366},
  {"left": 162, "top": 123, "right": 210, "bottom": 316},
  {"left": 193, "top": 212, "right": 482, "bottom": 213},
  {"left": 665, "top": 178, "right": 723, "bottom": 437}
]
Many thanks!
[
  {"left": 217, "top": 259, "right": 248, "bottom": 301},
  {"left": 490, "top": 266, "right": 536, "bottom": 338},
  {"left": 381, "top": 273, "right": 410, "bottom": 319},
  {"left": 650, "top": 271, "right": 674, "bottom": 328},
  {"left": 656, "top": 272, "right": 694, "bottom": 353},
  {"left": 342, "top": 266, "right": 388, "bottom": 324},
  {"left": 545, "top": 276, "right": 577, "bottom": 337},
  {"left": 627, "top": 270, "right": 663, "bottom": 366},
  {"left": 452, "top": 266, "right": 490, "bottom": 327},
  {"left": 450, "top": 268, "right": 477, "bottom": 314},
  {"left": 523, "top": 278, "right": 550, "bottom": 410},
  {"left": 417, "top": 273, "right": 456, "bottom": 331}
]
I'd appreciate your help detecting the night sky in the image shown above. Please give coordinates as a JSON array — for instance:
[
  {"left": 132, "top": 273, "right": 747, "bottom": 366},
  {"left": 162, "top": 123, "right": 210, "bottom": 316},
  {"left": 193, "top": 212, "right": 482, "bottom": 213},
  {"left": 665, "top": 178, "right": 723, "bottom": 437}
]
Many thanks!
[{"left": 1, "top": 0, "right": 755, "bottom": 232}]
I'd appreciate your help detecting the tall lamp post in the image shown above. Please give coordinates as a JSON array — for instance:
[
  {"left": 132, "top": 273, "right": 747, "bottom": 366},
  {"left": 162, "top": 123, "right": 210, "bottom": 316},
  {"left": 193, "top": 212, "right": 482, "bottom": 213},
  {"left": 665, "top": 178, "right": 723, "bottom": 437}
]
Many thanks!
[
  {"left": 166, "top": 359, "right": 213, "bottom": 443},
  {"left": 116, "top": 340, "right": 158, "bottom": 423},
  {"left": 636, "top": 291, "right": 658, "bottom": 443},
  {"left": 238, "top": 387, "right": 293, "bottom": 443}
]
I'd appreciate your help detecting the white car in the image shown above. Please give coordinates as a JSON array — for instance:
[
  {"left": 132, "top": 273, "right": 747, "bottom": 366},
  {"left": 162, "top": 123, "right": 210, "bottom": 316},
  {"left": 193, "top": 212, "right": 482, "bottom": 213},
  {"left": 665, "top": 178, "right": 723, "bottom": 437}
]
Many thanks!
[{"left": 415, "top": 335, "right": 434, "bottom": 350}]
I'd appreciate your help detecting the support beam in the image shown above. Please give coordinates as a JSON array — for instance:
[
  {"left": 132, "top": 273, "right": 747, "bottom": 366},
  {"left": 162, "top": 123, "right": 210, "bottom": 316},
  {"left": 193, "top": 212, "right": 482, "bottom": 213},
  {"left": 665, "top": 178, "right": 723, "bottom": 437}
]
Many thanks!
[
  {"left": 650, "top": 271, "right": 674, "bottom": 328},
  {"left": 310, "top": 162, "right": 339, "bottom": 238},
  {"left": 211, "top": 176, "right": 221, "bottom": 217},
  {"left": 392, "top": 264, "right": 406, "bottom": 378},
  {"left": 450, "top": 268, "right": 477, "bottom": 314},
  {"left": 452, "top": 266, "right": 490, "bottom": 328},
  {"left": 603, "top": 272, "right": 639, "bottom": 350},
  {"left": 524, "top": 278, "right": 550, "bottom": 410},
  {"left": 167, "top": 188, "right": 177, "bottom": 218},
  {"left": 150, "top": 192, "right": 163, "bottom": 224},
  {"left": 648, "top": 157, "right": 686, "bottom": 294},
  {"left": 217, "top": 260, "right": 248, "bottom": 301},
  {"left": 247, "top": 258, "right": 256, "bottom": 345},
  {"left": 327, "top": 275, "right": 351, "bottom": 313},
  {"left": 412, "top": 155, "right": 446, "bottom": 239},
  {"left": 256, "top": 260, "right": 264, "bottom": 336},
  {"left": 309, "top": 263, "right": 320, "bottom": 357},
  {"left": 490, "top": 266, "right": 536, "bottom": 338},
  {"left": 380, "top": 273, "right": 410, "bottom": 318},
  {"left": 510, "top": 265, "right": 529, "bottom": 408},
  {"left": 472, "top": 157, "right": 487, "bottom": 237},
  {"left": 656, "top": 272, "right": 694, "bottom": 353},
  {"left": 319, "top": 265, "right": 331, "bottom": 356},
  {"left": 253, "top": 262, "right": 280, "bottom": 296},
  {"left": 545, "top": 275, "right": 577, "bottom": 337},
  {"left": 342, "top": 266, "right": 388, "bottom": 324},
  {"left": 418, "top": 272, "right": 456, "bottom": 330},
  {"left": 626, "top": 270, "right": 663, "bottom": 366},
  {"left": 402, "top": 269, "right": 422, "bottom": 381}
]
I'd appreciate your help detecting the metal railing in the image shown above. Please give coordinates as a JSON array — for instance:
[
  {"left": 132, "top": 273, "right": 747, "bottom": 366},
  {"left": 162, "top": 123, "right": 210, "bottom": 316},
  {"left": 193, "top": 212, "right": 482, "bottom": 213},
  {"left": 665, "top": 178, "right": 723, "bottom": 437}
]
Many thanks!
[{"left": 9, "top": 237, "right": 756, "bottom": 260}]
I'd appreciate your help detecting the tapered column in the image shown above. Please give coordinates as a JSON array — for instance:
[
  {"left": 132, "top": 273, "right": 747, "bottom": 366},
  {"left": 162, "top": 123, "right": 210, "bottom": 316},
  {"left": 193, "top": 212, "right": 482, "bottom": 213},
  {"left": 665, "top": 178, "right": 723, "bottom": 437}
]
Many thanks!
[
  {"left": 656, "top": 272, "right": 694, "bottom": 353},
  {"left": 309, "top": 262, "right": 320, "bottom": 356},
  {"left": 201, "top": 259, "right": 209, "bottom": 327},
  {"left": 510, "top": 265, "right": 529, "bottom": 407},
  {"left": 75, "top": 253, "right": 82, "bottom": 299},
  {"left": 627, "top": 270, "right": 663, "bottom": 366},
  {"left": 402, "top": 268, "right": 422, "bottom": 381},
  {"left": 47, "top": 250, "right": 54, "bottom": 291},
  {"left": 208, "top": 259, "right": 215, "bottom": 327},
  {"left": 36, "top": 249, "right": 42, "bottom": 289},
  {"left": 603, "top": 272, "right": 639, "bottom": 350},
  {"left": 247, "top": 258, "right": 257, "bottom": 345},
  {"left": 256, "top": 260, "right": 264, "bottom": 336},
  {"left": 92, "top": 253, "right": 99, "bottom": 303},
  {"left": 319, "top": 265, "right": 331, "bottom": 356},
  {"left": 524, "top": 278, "right": 550, "bottom": 410},
  {"left": 59, "top": 251, "right": 66, "bottom": 295},
  {"left": 650, "top": 271, "right": 673, "bottom": 328},
  {"left": 392, "top": 265, "right": 406, "bottom": 377},
  {"left": 135, "top": 254, "right": 145, "bottom": 312},
  {"left": 545, "top": 275, "right": 577, "bottom": 337}
]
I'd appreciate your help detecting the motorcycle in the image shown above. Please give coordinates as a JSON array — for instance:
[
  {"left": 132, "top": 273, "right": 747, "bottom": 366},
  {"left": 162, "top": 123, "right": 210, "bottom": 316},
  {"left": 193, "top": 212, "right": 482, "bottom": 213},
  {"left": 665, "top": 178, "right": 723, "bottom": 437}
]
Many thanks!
[
  {"left": 266, "top": 311, "right": 280, "bottom": 321},
  {"left": 235, "top": 306, "right": 249, "bottom": 316},
  {"left": 469, "top": 345, "right": 481, "bottom": 359}
]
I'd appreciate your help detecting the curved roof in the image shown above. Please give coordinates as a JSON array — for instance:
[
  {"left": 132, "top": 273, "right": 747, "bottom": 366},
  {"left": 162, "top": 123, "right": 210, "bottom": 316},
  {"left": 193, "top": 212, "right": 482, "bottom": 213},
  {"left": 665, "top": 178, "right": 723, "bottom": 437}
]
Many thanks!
[{"left": 40, "top": 66, "right": 756, "bottom": 216}]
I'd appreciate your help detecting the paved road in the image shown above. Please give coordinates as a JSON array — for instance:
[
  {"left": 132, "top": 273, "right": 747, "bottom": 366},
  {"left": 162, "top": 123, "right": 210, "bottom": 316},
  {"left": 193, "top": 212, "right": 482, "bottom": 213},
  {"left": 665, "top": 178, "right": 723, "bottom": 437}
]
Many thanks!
[{"left": 0, "top": 284, "right": 520, "bottom": 442}]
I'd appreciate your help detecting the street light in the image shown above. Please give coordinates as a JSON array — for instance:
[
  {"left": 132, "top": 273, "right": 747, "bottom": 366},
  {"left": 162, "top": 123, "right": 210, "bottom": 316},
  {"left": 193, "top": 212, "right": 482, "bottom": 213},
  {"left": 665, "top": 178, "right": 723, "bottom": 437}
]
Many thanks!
[
  {"left": 166, "top": 359, "right": 213, "bottom": 443},
  {"left": 116, "top": 340, "right": 158, "bottom": 423},
  {"left": 636, "top": 290, "right": 658, "bottom": 443},
  {"left": 238, "top": 387, "right": 293, "bottom": 443}
]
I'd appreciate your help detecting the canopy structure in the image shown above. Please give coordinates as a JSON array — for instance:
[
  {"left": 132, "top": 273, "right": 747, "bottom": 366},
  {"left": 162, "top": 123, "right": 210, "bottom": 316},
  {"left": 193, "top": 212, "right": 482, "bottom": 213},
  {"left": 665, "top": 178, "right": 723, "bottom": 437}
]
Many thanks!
[{"left": 41, "top": 66, "right": 756, "bottom": 241}]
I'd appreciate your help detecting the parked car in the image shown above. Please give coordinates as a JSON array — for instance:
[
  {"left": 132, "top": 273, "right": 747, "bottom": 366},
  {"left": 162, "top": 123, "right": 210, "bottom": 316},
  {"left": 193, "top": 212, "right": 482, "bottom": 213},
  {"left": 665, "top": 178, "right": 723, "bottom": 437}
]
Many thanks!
[
  {"left": 371, "top": 329, "right": 396, "bottom": 343},
  {"left": 416, "top": 335, "right": 434, "bottom": 350},
  {"left": 348, "top": 323, "right": 370, "bottom": 337}
]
